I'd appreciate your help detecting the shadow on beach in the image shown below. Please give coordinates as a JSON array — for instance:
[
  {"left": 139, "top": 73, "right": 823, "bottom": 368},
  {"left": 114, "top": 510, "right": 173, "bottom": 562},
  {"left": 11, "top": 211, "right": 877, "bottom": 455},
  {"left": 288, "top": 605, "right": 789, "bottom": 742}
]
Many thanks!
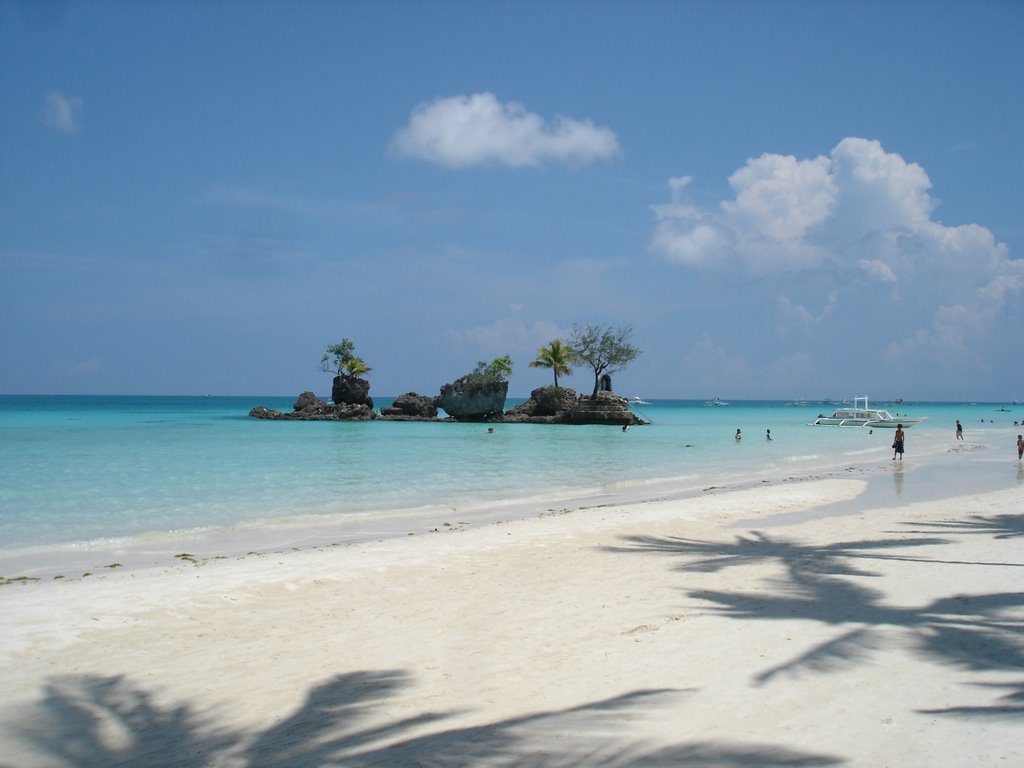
[
  {"left": 604, "top": 520, "right": 1024, "bottom": 715},
  {"left": 3, "top": 670, "right": 844, "bottom": 768},
  {"left": 734, "top": 456, "right": 1022, "bottom": 530},
  {"left": 899, "top": 512, "right": 1024, "bottom": 540}
]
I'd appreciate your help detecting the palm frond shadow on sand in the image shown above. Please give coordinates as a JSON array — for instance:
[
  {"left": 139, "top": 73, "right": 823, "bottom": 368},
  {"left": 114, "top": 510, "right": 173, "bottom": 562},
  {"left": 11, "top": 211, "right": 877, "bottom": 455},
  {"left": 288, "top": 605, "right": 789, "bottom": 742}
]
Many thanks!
[
  {"left": 899, "top": 512, "right": 1024, "bottom": 540},
  {"left": 5, "top": 671, "right": 844, "bottom": 768},
  {"left": 604, "top": 527, "right": 1024, "bottom": 712}
]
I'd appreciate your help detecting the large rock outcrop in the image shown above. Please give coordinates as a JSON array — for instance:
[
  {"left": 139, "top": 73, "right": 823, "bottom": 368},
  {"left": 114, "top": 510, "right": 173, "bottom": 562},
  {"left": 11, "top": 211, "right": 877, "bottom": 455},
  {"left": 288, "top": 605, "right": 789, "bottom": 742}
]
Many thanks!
[
  {"left": 568, "top": 391, "right": 642, "bottom": 425},
  {"left": 249, "top": 391, "right": 376, "bottom": 421},
  {"left": 332, "top": 375, "right": 373, "bottom": 409},
  {"left": 434, "top": 378, "right": 508, "bottom": 421},
  {"left": 504, "top": 386, "right": 579, "bottom": 422},
  {"left": 503, "top": 387, "right": 644, "bottom": 426},
  {"left": 380, "top": 392, "right": 438, "bottom": 419}
]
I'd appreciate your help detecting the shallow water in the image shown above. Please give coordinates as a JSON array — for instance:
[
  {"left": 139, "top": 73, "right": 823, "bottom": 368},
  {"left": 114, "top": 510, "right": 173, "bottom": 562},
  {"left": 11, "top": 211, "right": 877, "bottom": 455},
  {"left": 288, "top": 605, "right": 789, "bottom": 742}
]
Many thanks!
[{"left": 1, "top": 395, "right": 1019, "bottom": 556}]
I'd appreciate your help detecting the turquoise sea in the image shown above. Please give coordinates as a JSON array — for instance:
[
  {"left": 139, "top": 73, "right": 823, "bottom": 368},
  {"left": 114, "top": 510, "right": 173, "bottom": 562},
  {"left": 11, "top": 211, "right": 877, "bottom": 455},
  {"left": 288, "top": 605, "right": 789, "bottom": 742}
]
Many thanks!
[{"left": 1, "top": 395, "right": 1021, "bottom": 562}]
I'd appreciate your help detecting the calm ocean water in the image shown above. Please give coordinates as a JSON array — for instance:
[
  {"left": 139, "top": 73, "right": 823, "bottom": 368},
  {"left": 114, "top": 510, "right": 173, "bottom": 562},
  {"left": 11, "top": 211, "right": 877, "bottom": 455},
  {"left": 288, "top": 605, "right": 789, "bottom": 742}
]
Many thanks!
[{"left": 1, "top": 395, "right": 1020, "bottom": 553}]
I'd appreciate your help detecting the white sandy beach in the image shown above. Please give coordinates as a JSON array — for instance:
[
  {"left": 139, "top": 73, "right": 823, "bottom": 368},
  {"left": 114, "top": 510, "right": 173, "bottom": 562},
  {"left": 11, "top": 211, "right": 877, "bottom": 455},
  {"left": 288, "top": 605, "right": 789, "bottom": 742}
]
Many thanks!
[{"left": 2, "top": 454, "right": 1022, "bottom": 767}]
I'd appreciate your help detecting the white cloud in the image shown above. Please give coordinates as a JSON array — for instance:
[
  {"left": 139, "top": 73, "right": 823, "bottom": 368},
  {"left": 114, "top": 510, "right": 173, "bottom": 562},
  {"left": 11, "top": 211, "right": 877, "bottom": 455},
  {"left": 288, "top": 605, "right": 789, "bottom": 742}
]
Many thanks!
[
  {"left": 652, "top": 151, "right": 836, "bottom": 272},
  {"left": 828, "top": 137, "right": 934, "bottom": 236},
  {"left": 44, "top": 91, "right": 81, "bottom": 133},
  {"left": 651, "top": 137, "right": 1023, "bottom": 363},
  {"left": 724, "top": 153, "right": 835, "bottom": 246},
  {"left": 650, "top": 138, "right": 964, "bottom": 274},
  {"left": 391, "top": 92, "right": 620, "bottom": 168},
  {"left": 857, "top": 258, "right": 897, "bottom": 284},
  {"left": 668, "top": 175, "right": 693, "bottom": 195},
  {"left": 776, "top": 290, "right": 838, "bottom": 330},
  {"left": 649, "top": 208, "right": 731, "bottom": 269}
]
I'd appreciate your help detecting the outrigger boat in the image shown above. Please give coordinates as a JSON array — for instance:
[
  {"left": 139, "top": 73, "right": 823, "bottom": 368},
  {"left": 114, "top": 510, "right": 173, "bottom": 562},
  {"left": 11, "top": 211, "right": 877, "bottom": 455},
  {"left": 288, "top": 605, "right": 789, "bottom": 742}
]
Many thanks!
[{"left": 810, "top": 396, "right": 926, "bottom": 428}]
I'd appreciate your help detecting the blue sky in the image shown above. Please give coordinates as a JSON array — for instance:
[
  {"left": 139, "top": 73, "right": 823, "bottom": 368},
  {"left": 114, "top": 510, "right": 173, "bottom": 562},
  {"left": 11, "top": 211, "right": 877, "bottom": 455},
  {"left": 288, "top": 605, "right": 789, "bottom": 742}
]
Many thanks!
[{"left": 2, "top": 0, "right": 1022, "bottom": 401}]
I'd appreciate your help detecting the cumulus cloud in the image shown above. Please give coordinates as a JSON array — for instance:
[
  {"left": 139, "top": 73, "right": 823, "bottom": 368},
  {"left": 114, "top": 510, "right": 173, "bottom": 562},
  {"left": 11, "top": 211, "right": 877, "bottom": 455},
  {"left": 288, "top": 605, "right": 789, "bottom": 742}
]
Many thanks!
[
  {"left": 651, "top": 137, "right": 1022, "bottom": 362},
  {"left": 391, "top": 92, "right": 620, "bottom": 168},
  {"left": 44, "top": 91, "right": 81, "bottom": 133},
  {"left": 650, "top": 137, "right": 990, "bottom": 275}
]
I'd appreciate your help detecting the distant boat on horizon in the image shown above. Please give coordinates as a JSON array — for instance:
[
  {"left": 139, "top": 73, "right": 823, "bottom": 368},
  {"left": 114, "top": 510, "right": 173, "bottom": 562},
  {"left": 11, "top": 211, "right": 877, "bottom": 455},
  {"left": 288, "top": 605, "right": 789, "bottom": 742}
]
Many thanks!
[{"left": 706, "top": 397, "right": 729, "bottom": 406}]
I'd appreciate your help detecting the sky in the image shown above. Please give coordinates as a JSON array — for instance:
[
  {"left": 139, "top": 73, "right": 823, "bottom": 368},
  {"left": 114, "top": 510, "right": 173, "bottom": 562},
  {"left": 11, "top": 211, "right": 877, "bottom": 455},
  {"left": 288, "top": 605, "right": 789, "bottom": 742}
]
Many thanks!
[{"left": 1, "top": 0, "right": 1022, "bottom": 401}]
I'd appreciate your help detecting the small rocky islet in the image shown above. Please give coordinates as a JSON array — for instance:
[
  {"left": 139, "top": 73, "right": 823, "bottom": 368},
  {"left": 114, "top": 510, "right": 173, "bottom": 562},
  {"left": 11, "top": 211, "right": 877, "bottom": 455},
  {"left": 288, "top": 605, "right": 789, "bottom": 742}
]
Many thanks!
[{"left": 249, "top": 374, "right": 645, "bottom": 426}]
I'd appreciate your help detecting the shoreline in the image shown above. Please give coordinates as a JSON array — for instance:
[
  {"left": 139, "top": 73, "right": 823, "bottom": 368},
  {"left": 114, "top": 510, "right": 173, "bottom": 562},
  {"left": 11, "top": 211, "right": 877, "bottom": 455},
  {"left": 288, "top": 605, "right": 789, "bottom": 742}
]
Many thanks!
[
  {"left": 1, "top": 425, "right": 1021, "bottom": 582},
  {"left": 1, "top": 437, "right": 1022, "bottom": 765}
]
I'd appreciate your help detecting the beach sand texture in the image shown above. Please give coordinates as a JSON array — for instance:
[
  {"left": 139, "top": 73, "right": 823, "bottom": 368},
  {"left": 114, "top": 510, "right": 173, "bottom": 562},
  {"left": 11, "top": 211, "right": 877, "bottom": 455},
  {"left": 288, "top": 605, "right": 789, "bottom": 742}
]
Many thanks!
[{"left": 2, "top": 474, "right": 1022, "bottom": 766}]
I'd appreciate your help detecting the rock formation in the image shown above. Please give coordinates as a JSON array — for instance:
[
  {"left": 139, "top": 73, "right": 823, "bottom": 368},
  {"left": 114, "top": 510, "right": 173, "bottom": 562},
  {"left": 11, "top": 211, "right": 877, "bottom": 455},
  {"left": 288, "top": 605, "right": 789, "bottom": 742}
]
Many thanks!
[
  {"left": 568, "top": 390, "right": 642, "bottom": 425},
  {"left": 250, "top": 384, "right": 644, "bottom": 426},
  {"left": 504, "top": 386, "right": 579, "bottom": 422},
  {"left": 380, "top": 392, "right": 438, "bottom": 419},
  {"left": 332, "top": 374, "right": 373, "bottom": 409},
  {"left": 433, "top": 377, "right": 508, "bottom": 421},
  {"left": 503, "top": 387, "right": 644, "bottom": 426},
  {"left": 249, "top": 391, "right": 376, "bottom": 421}
]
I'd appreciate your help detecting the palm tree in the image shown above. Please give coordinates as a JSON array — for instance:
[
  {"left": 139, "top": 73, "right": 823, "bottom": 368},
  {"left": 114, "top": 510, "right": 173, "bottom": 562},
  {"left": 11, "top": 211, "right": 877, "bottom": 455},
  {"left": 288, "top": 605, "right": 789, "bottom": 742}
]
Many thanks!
[
  {"left": 529, "top": 340, "right": 574, "bottom": 387},
  {"left": 343, "top": 357, "right": 371, "bottom": 377}
]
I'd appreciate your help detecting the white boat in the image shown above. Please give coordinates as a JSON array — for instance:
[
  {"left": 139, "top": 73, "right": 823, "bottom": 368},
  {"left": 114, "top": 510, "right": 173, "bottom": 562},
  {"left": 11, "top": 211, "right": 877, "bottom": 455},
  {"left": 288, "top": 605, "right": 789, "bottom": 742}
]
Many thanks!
[
  {"left": 706, "top": 397, "right": 729, "bottom": 406},
  {"left": 628, "top": 395, "right": 651, "bottom": 406},
  {"left": 810, "top": 396, "right": 926, "bottom": 428}
]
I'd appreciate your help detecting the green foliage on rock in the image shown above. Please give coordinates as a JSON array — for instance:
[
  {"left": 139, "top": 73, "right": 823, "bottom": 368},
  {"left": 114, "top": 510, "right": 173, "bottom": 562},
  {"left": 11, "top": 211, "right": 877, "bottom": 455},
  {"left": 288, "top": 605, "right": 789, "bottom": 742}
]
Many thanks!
[
  {"left": 320, "top": 339, "right": 372, "bottom": 378},
  {"left": 463, "top": 355, "right": 514, "bottom": 386}
]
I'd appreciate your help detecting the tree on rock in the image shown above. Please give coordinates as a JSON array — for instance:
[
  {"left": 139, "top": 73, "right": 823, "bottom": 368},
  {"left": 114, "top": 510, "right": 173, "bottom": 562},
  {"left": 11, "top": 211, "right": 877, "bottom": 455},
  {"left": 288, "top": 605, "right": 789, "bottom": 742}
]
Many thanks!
[
  {"left": 568, "top": 324, "right": 641, "bottom": 397},
  {"left": 472, "top": 355, "right": 514, "bottom": 384},
  {"left": 529, "top": 340, "right": 574, "bottom": 387},
  {"left": 320, "top": 339, "right": 372, "bottom": 378}
]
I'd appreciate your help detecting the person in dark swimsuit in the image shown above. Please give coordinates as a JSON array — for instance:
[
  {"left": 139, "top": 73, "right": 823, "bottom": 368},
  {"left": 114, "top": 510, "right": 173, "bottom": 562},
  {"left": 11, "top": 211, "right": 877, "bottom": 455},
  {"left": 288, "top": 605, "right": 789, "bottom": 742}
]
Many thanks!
[{"left": 893, "top": 425, "right": 905, "bottom": 460}]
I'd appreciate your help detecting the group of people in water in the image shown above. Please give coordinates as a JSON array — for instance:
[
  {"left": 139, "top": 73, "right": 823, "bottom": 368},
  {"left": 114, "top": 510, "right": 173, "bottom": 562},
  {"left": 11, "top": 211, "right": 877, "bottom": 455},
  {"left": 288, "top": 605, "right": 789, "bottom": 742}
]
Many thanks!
[
  {"left": 730, "top": 419, "right": 1024, "bottom": 462},
  {"left": 732, "top": 428, "right": 772, "bottom": 441},
  {"left": 956, "top": 419, "right": 1023, "bottom": 460}
]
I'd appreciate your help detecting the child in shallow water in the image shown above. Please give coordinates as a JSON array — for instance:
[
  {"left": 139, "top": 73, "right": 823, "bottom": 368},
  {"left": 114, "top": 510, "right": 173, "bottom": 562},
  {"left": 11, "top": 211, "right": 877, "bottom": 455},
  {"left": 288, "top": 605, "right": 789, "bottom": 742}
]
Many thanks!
[{"left": 892, "top": 425, "right": 905, "bottom": 460}]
